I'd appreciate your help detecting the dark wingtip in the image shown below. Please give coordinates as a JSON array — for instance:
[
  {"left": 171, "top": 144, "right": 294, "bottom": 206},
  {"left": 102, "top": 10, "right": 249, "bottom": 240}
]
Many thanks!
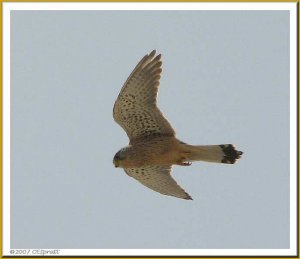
[
  {"left": 149, "top": 49, "right": 156, "bottom": 57},
  {"left": 220, "top": 144, "right": 243, "bottom": 164},
  {"left": 184, "top": 193, "right": 193, "bottom": 200}
]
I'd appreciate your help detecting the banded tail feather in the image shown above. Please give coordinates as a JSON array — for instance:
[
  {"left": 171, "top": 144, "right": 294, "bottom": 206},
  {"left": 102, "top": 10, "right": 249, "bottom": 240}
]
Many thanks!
[
  {"left": 219, "top": 144, "right": 243, "bottom": 164},
  {"left": 183, "top": 144, "right": 243, "bottom": 164}
]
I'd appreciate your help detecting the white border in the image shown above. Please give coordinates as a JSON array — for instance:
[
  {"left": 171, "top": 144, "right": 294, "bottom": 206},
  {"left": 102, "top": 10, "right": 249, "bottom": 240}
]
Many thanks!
[
  {"left": 3, "top": 2, "right": 298, "bottom": 257},
  {"left": 289, "top": 3, "right": 298, "bottom": 256},
  {"left": 1, "top": 2, "right": 298, "bottom": 11},
  {"left": 3, "top": 2, "right": 11, "bottom": 257}
]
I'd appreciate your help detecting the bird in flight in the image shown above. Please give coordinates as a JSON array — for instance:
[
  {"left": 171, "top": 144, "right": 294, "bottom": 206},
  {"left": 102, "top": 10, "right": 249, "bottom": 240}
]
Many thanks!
[{"left": 113, "top": 50, "right": 243, "bottom": 200}]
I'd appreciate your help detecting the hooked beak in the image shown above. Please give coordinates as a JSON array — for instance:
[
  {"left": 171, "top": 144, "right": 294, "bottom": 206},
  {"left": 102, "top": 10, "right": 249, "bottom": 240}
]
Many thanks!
[{"left": 113, "top": 160, "right": 119, "bottom": 168}]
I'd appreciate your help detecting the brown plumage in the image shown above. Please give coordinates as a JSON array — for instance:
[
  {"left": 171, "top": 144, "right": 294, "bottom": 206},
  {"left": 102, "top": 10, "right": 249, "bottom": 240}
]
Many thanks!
[{"left": 113, "top": 50, "right": 243, "bottom": 200}]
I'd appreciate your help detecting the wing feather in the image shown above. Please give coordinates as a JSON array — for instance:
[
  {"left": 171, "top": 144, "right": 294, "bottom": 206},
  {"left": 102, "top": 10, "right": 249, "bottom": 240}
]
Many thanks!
[
  {"left": 125, "top": 165, "right": 192, "bottom": 200},
  {"left": 113, "top": 50, "right": 175, "bottom": 143}
]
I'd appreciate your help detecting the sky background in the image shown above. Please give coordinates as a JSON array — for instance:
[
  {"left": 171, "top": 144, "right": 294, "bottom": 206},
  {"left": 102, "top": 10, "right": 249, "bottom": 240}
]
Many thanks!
[{"left": 11, "top": 10, "right": 290, "bottom": 249}]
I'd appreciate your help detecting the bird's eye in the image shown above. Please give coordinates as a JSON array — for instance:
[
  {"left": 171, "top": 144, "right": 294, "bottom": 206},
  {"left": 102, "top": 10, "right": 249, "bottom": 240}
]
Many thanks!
[{"left": 114, "top": 150, "right": 126, "bottom": 160}]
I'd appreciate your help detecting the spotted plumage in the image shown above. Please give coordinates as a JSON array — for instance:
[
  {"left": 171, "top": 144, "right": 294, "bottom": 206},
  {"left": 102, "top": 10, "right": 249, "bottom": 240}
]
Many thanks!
[
  {"left": 113, "top": 50, "right": 243, "bottom": 200},
  {"left": 113, "top": 50, "right": 174, "bottom": 142}
]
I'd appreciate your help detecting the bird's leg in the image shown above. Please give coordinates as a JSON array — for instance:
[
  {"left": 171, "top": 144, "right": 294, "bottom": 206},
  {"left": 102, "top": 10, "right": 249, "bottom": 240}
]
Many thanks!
[
  {"left": 176, "top": 156, "right": 192, "bottom": 166},
  {"left": 179, "top": 161, "right": 192, "bottom": 166}
]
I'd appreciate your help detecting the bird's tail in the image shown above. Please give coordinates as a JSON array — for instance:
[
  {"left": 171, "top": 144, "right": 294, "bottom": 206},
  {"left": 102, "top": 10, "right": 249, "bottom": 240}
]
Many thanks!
[{"left": 183, "top": 144, "right": 243, "bottom": 164}]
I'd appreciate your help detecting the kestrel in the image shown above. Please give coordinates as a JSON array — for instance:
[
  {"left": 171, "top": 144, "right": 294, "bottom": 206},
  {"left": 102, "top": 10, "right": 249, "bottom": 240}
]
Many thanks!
[{"left": 113, "top": 50, "right": 243, "bottom": 200}]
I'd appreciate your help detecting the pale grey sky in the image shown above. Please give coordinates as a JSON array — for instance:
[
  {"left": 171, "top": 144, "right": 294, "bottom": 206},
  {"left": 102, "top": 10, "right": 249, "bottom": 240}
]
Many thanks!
[{"left": 11, "top": 10, "right": 290, "bottom": 249}]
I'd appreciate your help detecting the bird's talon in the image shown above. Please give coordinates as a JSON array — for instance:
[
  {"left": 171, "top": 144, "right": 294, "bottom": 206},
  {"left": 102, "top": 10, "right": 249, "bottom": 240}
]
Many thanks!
[{"left": 180, "top": 162, "right": 192, "bottom": 166}]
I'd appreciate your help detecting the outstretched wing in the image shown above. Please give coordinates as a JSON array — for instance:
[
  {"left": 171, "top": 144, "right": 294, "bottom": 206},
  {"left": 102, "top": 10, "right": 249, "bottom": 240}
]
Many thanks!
[
  {"left": 113, "top": 50, "right": 175, "bottom": 143},
  {"left": 125, "top": 165, "right": 192, "bottom": 200}
]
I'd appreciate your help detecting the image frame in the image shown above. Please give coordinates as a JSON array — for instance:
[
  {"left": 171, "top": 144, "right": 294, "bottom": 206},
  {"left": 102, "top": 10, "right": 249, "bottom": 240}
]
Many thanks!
[{"left": 1, "top": 1, "right": 298, "bottom": 258}]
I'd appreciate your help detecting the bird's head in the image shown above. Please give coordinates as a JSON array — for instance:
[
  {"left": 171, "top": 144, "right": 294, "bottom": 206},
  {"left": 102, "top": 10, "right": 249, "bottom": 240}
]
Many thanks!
[{"left": 113, "top": 147, "right": 129, "bottom": 168}]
